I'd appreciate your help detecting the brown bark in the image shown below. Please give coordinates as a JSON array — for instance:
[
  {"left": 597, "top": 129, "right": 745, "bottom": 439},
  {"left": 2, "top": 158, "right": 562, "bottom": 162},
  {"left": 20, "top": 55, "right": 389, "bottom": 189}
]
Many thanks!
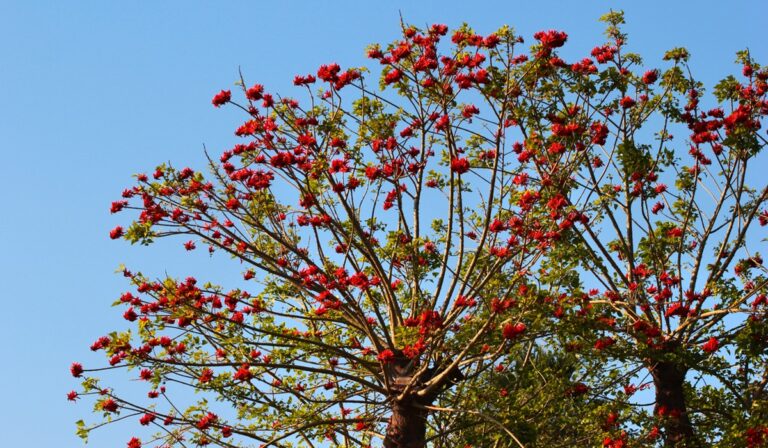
[
  {"left": 650, "top": 361, "right": 699, "bottom": 447},
  {"left": 383, "top": 399, "right": 428, "bottom": 448}
]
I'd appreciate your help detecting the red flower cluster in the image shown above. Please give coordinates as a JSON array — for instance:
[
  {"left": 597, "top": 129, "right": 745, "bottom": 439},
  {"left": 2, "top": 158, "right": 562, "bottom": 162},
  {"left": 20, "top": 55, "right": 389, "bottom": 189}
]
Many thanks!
[
  {"left": 502, "top": 322, "right": 526, "bottom": 339},
  {"left": 233, "top": 364, "right": 252, "bottom": 382},
  {"left": 534, "top": 30, "right": 568, "bottom": 49},
  {"left": 197, "top": 412, "right": 219, "bottom": 430},
  {"left": 101, "top": 398, "right": 118, "bottom": 413},
  {"left": 70, "top": 362, "right": 83, "bottom": 377},
  {"left": 450, "top": 157, "right": 470, "bottom": 174},
  {"left": 377, "top": 349, "right": 395, "bottom": 364},
  {"left": 642, "top": 69, "right": 659, "bottom": 84},
  {"left": 594, "top": 337, "right": 616, "bottom": 350},
  {"left": 109, "top": 226, "right": 124, "bottom": 240},
  {"left": 701, "top": 337, "right": 719, "bottom": 353},
  {"left": 211, "top": 90, "right": 231, "bottom": 107},
  {"left": 619, "top": 96, "right": 636, "bottom": 109}
]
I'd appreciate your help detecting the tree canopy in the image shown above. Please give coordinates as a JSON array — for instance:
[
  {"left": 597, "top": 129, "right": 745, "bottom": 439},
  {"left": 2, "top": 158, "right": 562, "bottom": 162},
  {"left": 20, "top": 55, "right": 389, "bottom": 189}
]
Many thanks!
[{"left": 70, "top": 11, "right": 768, "bottom": 448}]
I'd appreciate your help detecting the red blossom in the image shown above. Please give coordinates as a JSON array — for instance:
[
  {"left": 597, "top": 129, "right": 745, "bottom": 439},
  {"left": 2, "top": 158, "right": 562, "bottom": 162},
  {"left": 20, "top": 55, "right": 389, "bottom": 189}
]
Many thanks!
[
  {"left": 212, "top": 90, "right": 231, "bottom": 107},
  {"left": 594, "top": 337, "right": 616, "bottom": 350},
  {"left": 534, "top": 30, "right": 568, "bottom": 49},
  {"left": 139, "top": 413, "right": 155, "bottom": 425},
  {"left": 233, "top": 364, "right": 252, "bottom": 382},
  {"left": 642, "top": 69, "right": 659, "bottom": 84},
  {"left": 199, "top": 368, "right": 214, "bottom": 384},
  {"left": 701, "top": 337, "right": 719, "bottom": 353},
  {"left": 450, "top": 157, "right": 470, "bottom": 174},
  {"left": 246, "top": 84, "right": 264, "bottom": 101},
  {"left": 317, "top": 63, "right": 341, "bottom": 82},
  {"left": 619, "top": 96, "right": 636, "bottom": 109},
  {"left": 110, "top": 200, "right": 128, "bottom": 213},
  {"left": 101, "top": 398, "right": 119, "bottom": 413},
  {"left": 384, "top": 69, "right": 403, "bottom": 85},
  {"left": 590, "top": 122, "right": 609, "bottom": 145},
  {"left": 502, "top": 322, "right": 527, "bottom": 339},
  {"left": 70, "top": 362, "right": 84, "bottom": 377},
  {"left": 109, "top": 226, "right": 124, "bottom": 240},
  {"left": 377, "top": 349, "right": 395, "bottom": 364},
  {"left": 197, "top": 412, "right": 219, "bottom": 430}
]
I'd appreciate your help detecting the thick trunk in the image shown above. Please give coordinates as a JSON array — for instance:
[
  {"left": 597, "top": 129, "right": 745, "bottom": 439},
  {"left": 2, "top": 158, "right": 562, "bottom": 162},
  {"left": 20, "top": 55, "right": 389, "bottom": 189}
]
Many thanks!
[
  {"left": 650, "top": 361, "right": 698, "bottom": 447},
  {"left": 383, "top": 399, "right": 428, "bottom": 448}
]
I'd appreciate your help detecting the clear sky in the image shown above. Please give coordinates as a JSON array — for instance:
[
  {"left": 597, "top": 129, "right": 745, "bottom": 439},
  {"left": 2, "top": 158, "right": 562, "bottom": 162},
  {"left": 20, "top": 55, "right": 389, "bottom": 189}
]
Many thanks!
[{"left": 1, "top": 1, "right": 766, "bottom": 447}]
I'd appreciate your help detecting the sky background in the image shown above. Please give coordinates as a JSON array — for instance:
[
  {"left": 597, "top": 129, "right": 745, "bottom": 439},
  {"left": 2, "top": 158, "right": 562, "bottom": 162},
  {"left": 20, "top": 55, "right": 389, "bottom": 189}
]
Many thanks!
[{"left": 1, "top": 1, "right": 767, "bottom": 446}]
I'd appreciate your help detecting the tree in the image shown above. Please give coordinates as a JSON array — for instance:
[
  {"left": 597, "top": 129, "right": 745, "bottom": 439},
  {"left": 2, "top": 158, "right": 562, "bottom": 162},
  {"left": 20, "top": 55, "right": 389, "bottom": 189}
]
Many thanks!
[
  {"left": 70, "top": 12, "right": 767, "bottom": 448},
  {"left": 527, "top": 12, "right": 768, "bottom": 447}
]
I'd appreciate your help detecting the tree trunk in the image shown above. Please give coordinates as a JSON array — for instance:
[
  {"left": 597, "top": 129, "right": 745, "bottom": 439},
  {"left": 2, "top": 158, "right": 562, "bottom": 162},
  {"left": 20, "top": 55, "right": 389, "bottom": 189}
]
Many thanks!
[
  {"left": 650, "top": 361, "right": 698, "bottom": 447},
  {"left": 383, "top": 399, "right": 428, "bottom": 448}
]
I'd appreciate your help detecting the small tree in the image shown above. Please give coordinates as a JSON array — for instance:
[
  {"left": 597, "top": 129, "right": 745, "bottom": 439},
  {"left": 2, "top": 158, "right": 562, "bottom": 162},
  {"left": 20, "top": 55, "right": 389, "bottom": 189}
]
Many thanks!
[{"left": 70, "top": 13, "right": 767, "bottom": 448}]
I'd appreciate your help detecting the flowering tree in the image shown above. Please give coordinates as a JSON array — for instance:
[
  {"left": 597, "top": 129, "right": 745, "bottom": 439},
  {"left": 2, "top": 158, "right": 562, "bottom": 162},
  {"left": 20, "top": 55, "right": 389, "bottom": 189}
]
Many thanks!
[
  {"left": 521, "top": 12, "right": 768, "bottom": 448},
  {"left": 70, "top": 12, "right": 767, "bottom": 448}
]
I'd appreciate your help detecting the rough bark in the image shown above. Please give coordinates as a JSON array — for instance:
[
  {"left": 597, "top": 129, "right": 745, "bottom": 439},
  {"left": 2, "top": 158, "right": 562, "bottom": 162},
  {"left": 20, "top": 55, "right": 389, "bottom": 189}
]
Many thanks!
[
  {"left": 383, "top": 399, "right": 428, "bottom": 448},
  {"left": 650, "top": 361, "right": 699, "bottom": 447}
]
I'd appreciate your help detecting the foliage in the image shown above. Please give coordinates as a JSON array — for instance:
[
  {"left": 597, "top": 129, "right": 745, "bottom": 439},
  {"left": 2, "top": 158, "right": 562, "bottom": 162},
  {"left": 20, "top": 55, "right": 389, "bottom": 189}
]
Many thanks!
[{"left": 70, "top": 12, "right": 768, "bottom": 448}]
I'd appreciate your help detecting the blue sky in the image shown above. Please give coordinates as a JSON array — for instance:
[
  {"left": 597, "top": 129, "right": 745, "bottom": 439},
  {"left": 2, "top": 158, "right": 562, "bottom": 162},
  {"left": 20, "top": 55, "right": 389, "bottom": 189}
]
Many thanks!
[{"left": 1, "top": 1, "right": 766, "bottom": 446}]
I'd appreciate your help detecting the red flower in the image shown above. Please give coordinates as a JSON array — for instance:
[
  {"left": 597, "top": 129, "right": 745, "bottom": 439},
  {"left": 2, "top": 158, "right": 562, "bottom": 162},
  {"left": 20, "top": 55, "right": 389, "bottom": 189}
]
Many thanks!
[
  {"left": 567, "top": 382, "right": 589, "bottom": 396},
  {"left": 245, "top": 84, "right": 264, "bottom": 101},
  {"left": 101, "top": 398, "right": 119, "bottom": 413},
  {"left": 199, "top": 368, "right": 214, "bottom": 384},
  {"left": 665, "top": 302, "right": 689, "bottom": 317},
  {"left": 70, "top": 362, "right": 84, "bottom": 377},
  {"left": 110, "top": 200, "right": 128, "bottom": 213},
  {"left": 127, "top": 438, "right": 142, "bottom": 448},
  {"left": 212, "top": 90, "right": 231, "bottom": 107},
  {"left": 462, "top": 104, "right": 480, "bottom": 118},
  {"left": 489, "top": 219, "right": 506, "bottom": 233},
  {"left": 377, "top": 349, "right": 395, "bottom": 364},
  {"left": 225, "top": 197, "right": 241, "bottom": 210},
  {"left": 317, "top": 63, "right": 341, "bottom": 82},
  {"left": 548, "top": 142, "right": 565, "bottom": 155},
  {"left": 384, "top": 69, "right": 403, "bottom": 85},
  {"left": 594, "top": 337, "right": 616, "bottom": 350},
  {"left": 666, "top": 227, "right": 683, "bottom": 238},
  {"left": 502, "top": 322, "right": 526, "bottom": 339},
  {"left": 534, "top": 30, "right": 568, "bottom": 49},
  {"left": 642, "top": 70, "right": 659, "bottom": 84},
  {"left": 233, "top": 364, "right": 252, "bottom": 382},
  {"left": 139, "top": 413, "right": 155, "bottom": 425},
  {"left": 590, "top": 122, "right": 609, "bottom": 145},
  {"left": 109, "top": 226, "right": 124, "bottom": 240},
  {"left": 484, "top": 34, "right": 501, "bottom": 48},
  {"left": 293, "top": 74, "right": 316, "bottom": 86},
  {"left": 197, "top": 412, "right": 219, "bottom": 430},
  {"left": 67, "top": 390, "right": 78, "bottom": 401},
  {"left": 123, "top": 308, "right": 137, "bottom": 322},
  {"left": 450, "top": 157, "right": 470, "bottom": 174},
  {"left": 701, "top": 337, "right": 719, "bottom": 353},
  {"left": 619, "top": 96, "right": 636, "bottom": 109}
]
